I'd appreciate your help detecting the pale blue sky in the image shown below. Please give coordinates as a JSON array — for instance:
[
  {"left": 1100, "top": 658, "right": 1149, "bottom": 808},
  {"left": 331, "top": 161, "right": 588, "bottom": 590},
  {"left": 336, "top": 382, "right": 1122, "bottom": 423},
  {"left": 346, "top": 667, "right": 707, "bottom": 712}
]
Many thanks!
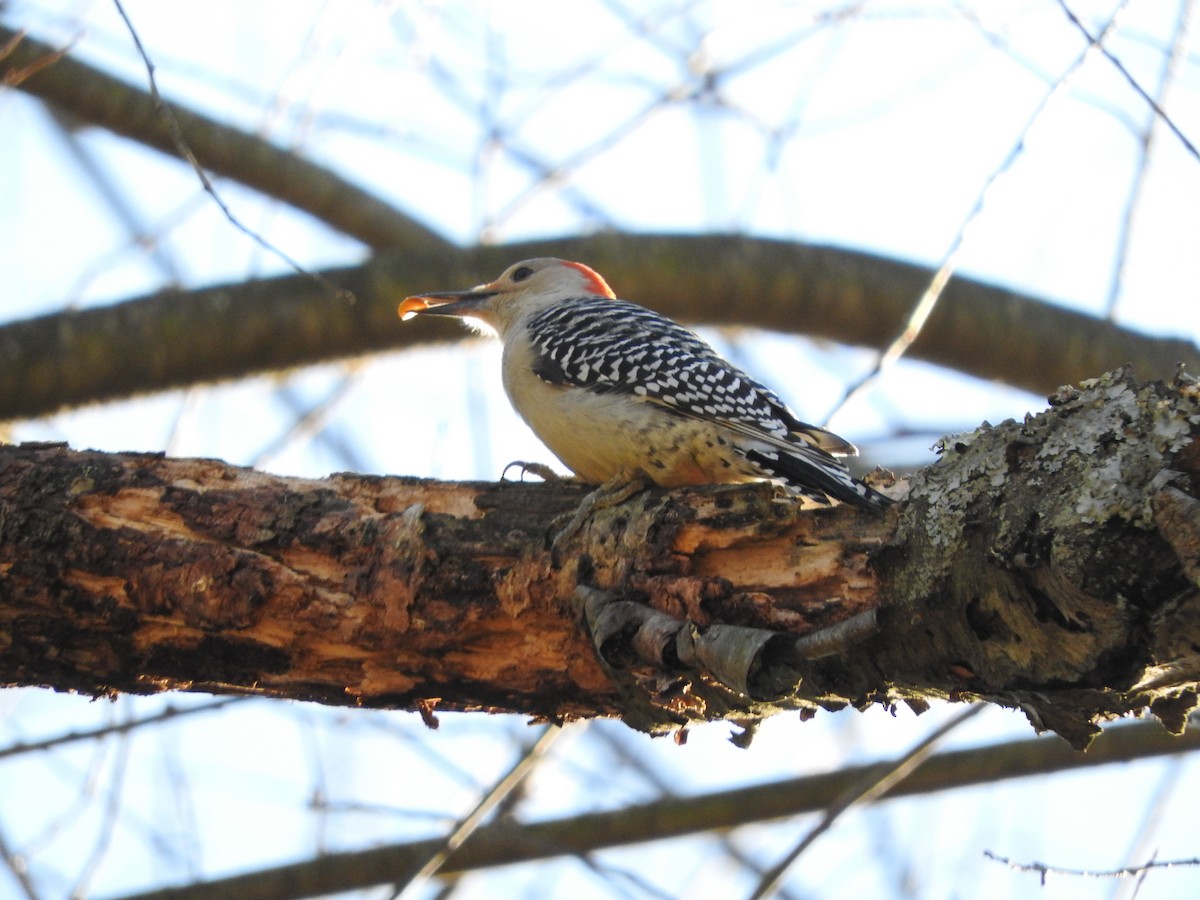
[{"left": 2, "top": 2, "right": 1199, "bottom": 898}]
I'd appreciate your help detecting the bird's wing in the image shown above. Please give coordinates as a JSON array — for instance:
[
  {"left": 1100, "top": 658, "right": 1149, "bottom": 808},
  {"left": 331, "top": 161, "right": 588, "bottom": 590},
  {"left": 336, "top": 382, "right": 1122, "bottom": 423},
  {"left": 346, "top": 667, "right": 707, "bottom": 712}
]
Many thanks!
[{"left": 525, "top": 298, "right": 857, "bottom": 458}]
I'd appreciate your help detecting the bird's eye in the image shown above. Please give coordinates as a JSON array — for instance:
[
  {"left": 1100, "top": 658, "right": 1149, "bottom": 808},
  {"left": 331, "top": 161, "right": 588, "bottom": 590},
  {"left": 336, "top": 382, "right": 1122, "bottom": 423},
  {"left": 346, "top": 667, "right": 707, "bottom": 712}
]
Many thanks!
[{"left": 511, "top": 266, "right": 534, "bottom": 282}]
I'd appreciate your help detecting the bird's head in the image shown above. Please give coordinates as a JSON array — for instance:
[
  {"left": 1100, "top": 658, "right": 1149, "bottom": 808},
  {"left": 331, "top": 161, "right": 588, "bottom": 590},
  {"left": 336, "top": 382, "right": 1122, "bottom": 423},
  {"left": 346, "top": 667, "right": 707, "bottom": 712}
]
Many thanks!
[{"left": 399, "top": 258, "right": 615, "bottom": 337}]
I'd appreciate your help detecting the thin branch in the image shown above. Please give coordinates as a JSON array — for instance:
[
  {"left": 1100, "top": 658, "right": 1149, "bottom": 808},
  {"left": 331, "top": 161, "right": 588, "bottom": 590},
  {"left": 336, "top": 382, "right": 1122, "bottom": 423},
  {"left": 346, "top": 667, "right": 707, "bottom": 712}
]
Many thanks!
[
  {"left": 825, "top": 0, "right": 1132, "bottom": 423},
  {"left": 392, "top": 725, "right": 562, "bottom": 897},
  {"left": 20, "top": 721, "right": 120, "bottom": 858},
  {"left": 249, "top": 364, "right": 367, "bottom": 470},
  {"left": 486, "top": 94, "right": 669, "bottom": 234},
  {"left": 46, "top": 107, "right": 187, "bottom": 287},
  {"left": 1113, "top": 760, "right": 1187, "bottom": 900},
  {"left": 1057, "top": 0, "right": 1200, "bottom": 162},
  {"left": 1105, "top": 0, "right": 1195, "bottom": 318},
  {"left": 0, "top": 823, "right": 41, "bottom": 900},
  {"left": 984, "top": 851, "right": 1200, "bottom": 883},
  {"left": 155, "top": 725, "right": 203, "bottom": 881},
  {"left": 0, "top": 24, "right": 448, "bottom": 253},
  {"left": 109, "top": 0, "right": 350, "bottom": 302},
  {"left": 108, "top": 720, "right": 1200, "bottom": 900},
  {"left": 588, "top": 725, "right": 807, "bottom": 900},
  {"left": 746, "top": 705, "right": 985, "bottom": 900},
  {"left": 69, "top": 718, "right": 132, "bottom": 900},
  {"left": 0, "top": 699, "right": 244, "bottom": 762}
]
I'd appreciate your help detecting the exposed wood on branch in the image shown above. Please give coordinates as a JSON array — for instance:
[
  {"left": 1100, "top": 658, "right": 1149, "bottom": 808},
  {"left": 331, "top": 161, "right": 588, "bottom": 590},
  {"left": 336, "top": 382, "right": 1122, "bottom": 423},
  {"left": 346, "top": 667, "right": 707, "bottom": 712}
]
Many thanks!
[{"left": 2, "top": 370, "right": 1198, "bottom": 749}]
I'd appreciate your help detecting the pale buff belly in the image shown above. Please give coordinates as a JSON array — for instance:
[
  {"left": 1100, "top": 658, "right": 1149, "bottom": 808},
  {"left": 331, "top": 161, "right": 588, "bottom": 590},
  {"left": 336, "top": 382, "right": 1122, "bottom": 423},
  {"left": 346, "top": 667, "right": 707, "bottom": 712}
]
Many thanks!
[{"left": 505, "top": 373, "right": 762, "bottom": 486}]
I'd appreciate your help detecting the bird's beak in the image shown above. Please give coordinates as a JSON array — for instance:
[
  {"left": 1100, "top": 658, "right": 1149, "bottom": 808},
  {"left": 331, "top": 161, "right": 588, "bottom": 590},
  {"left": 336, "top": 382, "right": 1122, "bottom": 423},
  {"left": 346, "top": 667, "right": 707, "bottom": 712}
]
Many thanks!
[{"left": 398, "top": 286, "right": 498, "bottom": 321}]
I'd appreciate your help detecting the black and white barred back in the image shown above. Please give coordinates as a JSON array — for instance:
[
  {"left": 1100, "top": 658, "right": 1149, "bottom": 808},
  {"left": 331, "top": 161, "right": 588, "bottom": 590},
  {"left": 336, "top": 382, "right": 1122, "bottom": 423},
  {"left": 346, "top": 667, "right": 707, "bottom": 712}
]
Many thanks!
[{"left": 523, "top": 297, "right": 891, "bottom": 508}]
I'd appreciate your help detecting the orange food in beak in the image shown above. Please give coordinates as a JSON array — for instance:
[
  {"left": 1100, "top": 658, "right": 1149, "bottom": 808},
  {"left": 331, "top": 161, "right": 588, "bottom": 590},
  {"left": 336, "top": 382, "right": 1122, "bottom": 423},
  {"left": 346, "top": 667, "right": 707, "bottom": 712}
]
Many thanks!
[{"left": 398, "top": 297, "right": 432, "bottom": 321}]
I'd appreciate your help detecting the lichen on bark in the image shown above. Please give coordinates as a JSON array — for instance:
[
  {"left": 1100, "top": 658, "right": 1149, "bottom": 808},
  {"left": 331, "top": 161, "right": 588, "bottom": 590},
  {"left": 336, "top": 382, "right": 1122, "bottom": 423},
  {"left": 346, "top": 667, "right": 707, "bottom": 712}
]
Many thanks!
[{"left": 874, "top": 368, "right": 1200, "bottom": 746}]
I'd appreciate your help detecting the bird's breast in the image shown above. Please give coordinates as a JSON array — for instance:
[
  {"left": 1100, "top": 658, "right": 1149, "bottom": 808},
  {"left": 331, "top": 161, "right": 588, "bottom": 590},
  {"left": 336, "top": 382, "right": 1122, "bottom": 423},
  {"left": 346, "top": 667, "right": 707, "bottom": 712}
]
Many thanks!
[{"left": 501, "top": 342, "right": 761, "bottom": 486}]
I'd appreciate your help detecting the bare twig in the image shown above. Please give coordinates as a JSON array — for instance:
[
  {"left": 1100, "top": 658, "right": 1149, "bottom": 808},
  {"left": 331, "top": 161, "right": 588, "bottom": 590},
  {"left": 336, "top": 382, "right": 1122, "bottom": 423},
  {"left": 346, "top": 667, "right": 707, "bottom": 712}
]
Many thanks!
[
  {"left": 106, "top": 719, "right": 1200, "bottom": 900},
  {"left": 110, "top": 0, "right": 352, "bottom": 302},
  {"left": 0, "top": 699, "right": 244, "bottom": 761},
  {"left": 984, "top": 850, "right": 1200, "bottom": 884},
  {"left": 0, "top": 822, "right": 40, "bottom": 900},
  {"left": 391, "top": 725, "right": 562, "bottom": 897},
  {"left": 0, "top": 23, "right": 447, "bottom": 253},
  {"left": 1057, "top": 0, "right": 1200, "bottom": 162},
  {"left": 46, "top": 107, "right": 187, "bottom": 290},
  {"left": 70, "top": 717, "right": 133, "bottom": 900},
  {"left": 1105, "top": 0, "right": 1195, "bottom": 318},
  {"left": 249, "top": 364, "right": 367, "bottom": 470},
  {"left": 589, "top": 725, "right": 806, "bottom": 900},
  {"left": 746, "top": 705, "right": 986, "bottom": 900},
  {"left": 824, "top": 1, "right": 1133, "bottom": 423}
]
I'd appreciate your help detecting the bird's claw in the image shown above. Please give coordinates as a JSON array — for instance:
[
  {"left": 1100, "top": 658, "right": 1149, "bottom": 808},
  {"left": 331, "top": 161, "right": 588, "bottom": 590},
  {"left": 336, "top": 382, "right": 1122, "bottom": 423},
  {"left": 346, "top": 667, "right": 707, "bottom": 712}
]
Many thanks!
[
  {"left": 550, "top": 468, "right": 651, "bottom": 555},
  {"left": 501, "top": 460, "right": 563, "bottom": 482}
]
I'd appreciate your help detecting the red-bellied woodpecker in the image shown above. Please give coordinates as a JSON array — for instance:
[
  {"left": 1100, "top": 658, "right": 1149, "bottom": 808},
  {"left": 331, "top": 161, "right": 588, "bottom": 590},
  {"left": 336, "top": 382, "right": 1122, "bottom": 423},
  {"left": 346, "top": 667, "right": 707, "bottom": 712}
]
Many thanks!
[{"left": 399, "top": 258, "right": 891, "bottom": 508}]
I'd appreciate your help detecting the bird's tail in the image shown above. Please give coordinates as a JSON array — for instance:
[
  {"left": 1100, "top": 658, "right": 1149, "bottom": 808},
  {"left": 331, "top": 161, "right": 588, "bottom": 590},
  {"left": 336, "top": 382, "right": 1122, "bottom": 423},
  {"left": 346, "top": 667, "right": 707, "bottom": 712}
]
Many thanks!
[{"left": 743, "top": 446, "right": 894, "bottom": 509}]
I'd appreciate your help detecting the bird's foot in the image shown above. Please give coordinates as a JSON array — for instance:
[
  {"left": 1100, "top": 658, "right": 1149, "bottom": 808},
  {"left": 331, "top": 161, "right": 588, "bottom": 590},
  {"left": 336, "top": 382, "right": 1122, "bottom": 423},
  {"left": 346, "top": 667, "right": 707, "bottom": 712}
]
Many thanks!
[{"left": 551, "top": 468, "right": 652, "bottom": 555}]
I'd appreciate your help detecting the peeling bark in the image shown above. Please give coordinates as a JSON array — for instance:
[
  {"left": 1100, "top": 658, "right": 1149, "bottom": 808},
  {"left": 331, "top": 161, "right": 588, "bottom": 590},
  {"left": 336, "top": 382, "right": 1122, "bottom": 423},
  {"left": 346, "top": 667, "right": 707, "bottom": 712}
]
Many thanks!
[{"left": 2, "top": 369, "right": 1198, "bottom": 747}]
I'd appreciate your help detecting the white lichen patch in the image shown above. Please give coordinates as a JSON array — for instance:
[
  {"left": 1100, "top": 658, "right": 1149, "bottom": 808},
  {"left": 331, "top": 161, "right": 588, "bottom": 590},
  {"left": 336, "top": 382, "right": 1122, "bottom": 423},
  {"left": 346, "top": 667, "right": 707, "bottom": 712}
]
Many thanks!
[
  {"left": 1152, "top": 401, "right": 1196, "bottom": 452},
  {"left": 908, "top": 369, "right": 1199, "bottom": 554},
  {"left": 1074, "top": 456, "right": 1145, "bottom": 525}
]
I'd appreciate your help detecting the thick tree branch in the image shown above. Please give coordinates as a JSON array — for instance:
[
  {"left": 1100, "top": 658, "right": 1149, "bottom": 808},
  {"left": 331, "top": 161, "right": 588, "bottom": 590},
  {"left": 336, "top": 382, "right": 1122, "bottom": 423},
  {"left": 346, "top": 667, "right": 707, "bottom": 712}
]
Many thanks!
[
  {"left": 0, "top": 24, "right": 449, "bottom": 254},
  {"left": 109, "top": 720, "right": 1200, "bottom": 900},
  {"left": 2, "top": 370, "right": 1198, "bottom": 750},
  {"left": 2, "top": 236, "right": 1196, "bottom": 421}
]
